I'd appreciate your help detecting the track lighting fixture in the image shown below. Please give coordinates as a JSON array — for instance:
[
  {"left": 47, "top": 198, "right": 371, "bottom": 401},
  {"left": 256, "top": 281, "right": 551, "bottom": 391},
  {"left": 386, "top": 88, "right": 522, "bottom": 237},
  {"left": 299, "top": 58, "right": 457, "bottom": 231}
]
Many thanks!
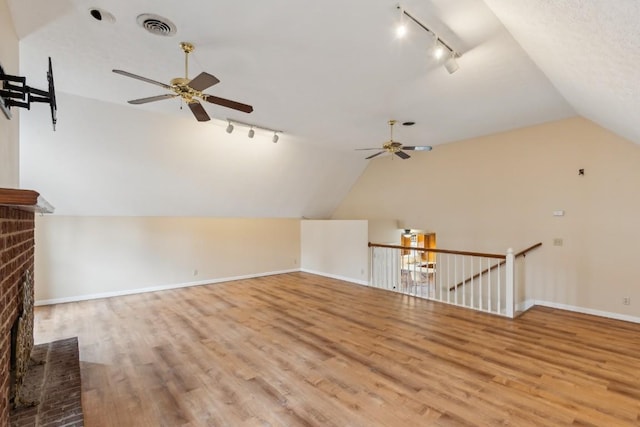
[
  {"left": 225, "top": 119, "right": 282, "bottom": 143},
  {"left": 396, "top": 4, "right": 461, "bottom": 74},
  {"left": 431, "top": 39, "right": 446, "bottom": 61}
]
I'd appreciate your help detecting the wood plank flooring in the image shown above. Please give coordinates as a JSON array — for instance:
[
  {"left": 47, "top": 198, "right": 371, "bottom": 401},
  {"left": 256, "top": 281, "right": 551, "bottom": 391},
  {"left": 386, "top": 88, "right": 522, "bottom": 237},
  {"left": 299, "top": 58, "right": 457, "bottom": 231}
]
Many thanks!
[{"left": 34, "top": 272, "right": 640, "bottom": 426}]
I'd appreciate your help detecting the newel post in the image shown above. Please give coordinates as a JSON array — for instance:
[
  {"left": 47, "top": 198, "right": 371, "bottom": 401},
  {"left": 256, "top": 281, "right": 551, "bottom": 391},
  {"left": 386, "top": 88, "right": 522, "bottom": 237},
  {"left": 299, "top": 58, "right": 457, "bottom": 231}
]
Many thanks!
[{"left": 505, "top": 248, "right": 515, "bottom": 318}]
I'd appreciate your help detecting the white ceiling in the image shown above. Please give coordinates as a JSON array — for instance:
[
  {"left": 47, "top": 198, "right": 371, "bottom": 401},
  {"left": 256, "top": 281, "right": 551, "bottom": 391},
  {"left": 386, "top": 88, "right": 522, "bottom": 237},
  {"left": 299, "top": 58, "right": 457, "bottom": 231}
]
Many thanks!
[{"left": 7, "top": 0, "right": 639, "bottom": 217}]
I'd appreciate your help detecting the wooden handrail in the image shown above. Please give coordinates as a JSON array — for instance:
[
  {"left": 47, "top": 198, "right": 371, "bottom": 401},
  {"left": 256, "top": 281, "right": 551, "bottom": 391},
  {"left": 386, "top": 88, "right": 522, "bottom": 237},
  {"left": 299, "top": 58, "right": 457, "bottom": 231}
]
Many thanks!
[
  {"left": 513, "top": 242, "right": 543, "bottom": 258},
  {"left": 368, "top": 242, "right": 506, "bottom": 259},
  {"left": 448, "top": 242, "right": 542, "bottom": 291}
]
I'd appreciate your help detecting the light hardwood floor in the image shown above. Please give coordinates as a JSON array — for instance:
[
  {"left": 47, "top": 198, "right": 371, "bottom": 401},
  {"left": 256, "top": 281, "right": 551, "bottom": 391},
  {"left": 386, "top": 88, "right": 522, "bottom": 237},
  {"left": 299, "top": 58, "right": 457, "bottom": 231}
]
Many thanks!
[{"left": 34, "top": 272, "right": 640, "bottom": 426}]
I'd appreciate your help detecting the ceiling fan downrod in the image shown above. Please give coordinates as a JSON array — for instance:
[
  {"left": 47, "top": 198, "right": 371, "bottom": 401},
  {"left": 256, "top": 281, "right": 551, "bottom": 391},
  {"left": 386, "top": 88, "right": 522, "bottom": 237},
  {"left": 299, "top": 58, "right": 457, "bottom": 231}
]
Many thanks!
[{"left": 180, "top": 41, "right": 194, "bottom": 79}]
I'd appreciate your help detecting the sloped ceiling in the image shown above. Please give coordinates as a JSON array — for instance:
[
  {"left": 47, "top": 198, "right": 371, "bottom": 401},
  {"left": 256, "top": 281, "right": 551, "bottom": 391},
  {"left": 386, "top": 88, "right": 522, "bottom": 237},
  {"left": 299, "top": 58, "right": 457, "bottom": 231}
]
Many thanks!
[
  {"left": 484, "top": 0, "right": 640, "bottom": 145},
  {"left": 8, "top": 0, "right": 636, "bottom": 217}
]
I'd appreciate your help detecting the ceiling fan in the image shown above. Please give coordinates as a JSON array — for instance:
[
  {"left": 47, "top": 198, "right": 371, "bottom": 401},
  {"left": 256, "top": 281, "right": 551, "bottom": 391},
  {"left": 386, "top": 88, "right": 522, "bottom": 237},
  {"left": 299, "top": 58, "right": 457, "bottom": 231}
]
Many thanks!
[
  {"left": 356, "top": 120, "right": 432, "bottom": 160},
  {"left": 112, "top": 42, "right": 253, "bottom": 122}
]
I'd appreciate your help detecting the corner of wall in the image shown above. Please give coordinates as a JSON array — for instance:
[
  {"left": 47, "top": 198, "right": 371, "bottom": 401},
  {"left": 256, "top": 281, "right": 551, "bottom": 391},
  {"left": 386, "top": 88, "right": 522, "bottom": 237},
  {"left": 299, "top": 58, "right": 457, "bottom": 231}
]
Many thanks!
[{"left": 0, "top": 0, "right": 20, "bottom": 188}]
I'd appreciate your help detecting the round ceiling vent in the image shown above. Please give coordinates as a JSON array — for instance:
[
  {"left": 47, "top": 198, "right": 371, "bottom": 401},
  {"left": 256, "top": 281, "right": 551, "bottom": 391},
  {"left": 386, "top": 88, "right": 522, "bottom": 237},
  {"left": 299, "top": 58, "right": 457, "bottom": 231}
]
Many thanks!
[{"left": 136, "top": 14, "right": 177, "bottom": 36}]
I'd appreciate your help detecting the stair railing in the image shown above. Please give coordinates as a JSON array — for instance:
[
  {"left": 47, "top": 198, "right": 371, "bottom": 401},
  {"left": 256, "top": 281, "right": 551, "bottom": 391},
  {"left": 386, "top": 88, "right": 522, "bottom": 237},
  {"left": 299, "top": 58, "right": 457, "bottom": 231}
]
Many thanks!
[{"left": 368, "top": 242, "right": 541, "bottom": 318}]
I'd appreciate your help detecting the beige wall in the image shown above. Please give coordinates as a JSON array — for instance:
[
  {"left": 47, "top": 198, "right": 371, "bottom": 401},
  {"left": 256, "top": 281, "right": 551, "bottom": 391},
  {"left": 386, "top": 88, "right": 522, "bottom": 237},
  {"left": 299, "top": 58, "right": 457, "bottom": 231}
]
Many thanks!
[
  {"left": 0, "top": 0, "right": 20, "bottom": 188},
  {"left": 35, "top": 216, "right": 300, "bottom": 303},
  {"left": 333, "top": 117, "right": 640, "bottom": 318},
  {"left": 301, "top": 220, "right": 369, "bottom": 284},
  {"left": 368, "top": 219, "right": 402, "bottom": 245}
]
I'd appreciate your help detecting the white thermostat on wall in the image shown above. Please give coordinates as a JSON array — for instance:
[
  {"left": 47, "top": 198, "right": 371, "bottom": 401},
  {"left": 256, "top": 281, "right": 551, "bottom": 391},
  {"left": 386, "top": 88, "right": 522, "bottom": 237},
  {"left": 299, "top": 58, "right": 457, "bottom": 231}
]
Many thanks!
[{"left": 553, "top": 210, "right": 565, "bottom": 217}]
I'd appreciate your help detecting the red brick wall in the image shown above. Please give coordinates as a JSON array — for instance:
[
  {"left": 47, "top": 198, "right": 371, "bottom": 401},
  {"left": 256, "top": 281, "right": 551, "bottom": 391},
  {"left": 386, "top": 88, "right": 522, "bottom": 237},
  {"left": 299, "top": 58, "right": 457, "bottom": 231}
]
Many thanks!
[{"left": 0, "top": 206, "right": 35, "bottom": 426}]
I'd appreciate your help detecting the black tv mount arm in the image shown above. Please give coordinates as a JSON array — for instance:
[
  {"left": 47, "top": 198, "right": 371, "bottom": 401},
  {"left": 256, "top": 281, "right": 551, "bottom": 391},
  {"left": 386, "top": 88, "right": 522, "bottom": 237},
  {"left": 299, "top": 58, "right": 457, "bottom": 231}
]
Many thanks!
[{"left": 0, "top": 57, "right": 57, "bottom": 131}]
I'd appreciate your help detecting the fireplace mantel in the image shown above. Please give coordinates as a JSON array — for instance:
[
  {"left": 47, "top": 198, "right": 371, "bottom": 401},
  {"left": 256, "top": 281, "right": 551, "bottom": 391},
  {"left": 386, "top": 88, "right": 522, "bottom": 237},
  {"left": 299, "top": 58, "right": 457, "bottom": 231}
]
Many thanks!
[{"left": 0, "top": 188, "right": 54, "bottom": 213}]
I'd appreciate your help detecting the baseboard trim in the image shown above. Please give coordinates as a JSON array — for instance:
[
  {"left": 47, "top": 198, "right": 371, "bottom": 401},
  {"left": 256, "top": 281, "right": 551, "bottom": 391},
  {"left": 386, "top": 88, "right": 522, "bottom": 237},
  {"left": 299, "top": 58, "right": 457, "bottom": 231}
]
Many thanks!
[
  {"left": 516, "top": 299, "right": 536, "bottom": 314},
  {"left": 35, "top": 269, "right": 300, "bottom": 306},
  {"left": 37, "top": 273, "right": 640, "bottom": 325},
  {"left": 300, "top": 268, "right": 369, "bottom": 287},
  {"left": 532, "top": 300, "right": 640, "bottom": 324}
]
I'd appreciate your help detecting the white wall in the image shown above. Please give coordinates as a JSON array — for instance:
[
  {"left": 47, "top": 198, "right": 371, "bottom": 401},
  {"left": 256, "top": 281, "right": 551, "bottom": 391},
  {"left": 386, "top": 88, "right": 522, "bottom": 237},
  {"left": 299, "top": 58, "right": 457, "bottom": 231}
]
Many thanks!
[
  {"left": 35, "top": 216, "right": 300, "bottom": 304},
  {"left": 19, "top": 92, "right": 366, "bottom": 219},
  {"left": 300, "top": 220, "right": 369, "bottom": 285},
  {"left": 333, "top": 117, "right": 640, "bottom": 320},
  {"left": 0, "top": 0, "right": 19, "bottom": 188}
]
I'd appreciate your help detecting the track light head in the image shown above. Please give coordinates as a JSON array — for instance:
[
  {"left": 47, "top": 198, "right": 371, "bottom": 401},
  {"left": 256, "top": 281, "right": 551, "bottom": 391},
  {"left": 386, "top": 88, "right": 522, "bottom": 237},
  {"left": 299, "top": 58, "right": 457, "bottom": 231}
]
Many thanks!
[
  {"left": 396, "top": 24, "right": 407, "bottom": 38},
  {"left": 433, "top": 46, "right": 445, "bottom": 61},
  {"left": 248, "top": 128, "right": 255, "bottom": 138},
  {"left": 272, "top": 132, "right": 279, "bottom": 143},
  {"left": 444, "top": 55, "right": 459, "bottom": 74},
  {"left": 226, "top": 122, "right": 234, "bottom": 133},
  {"left": 395, "top": 5, "right": 407, "bottom": 38}
]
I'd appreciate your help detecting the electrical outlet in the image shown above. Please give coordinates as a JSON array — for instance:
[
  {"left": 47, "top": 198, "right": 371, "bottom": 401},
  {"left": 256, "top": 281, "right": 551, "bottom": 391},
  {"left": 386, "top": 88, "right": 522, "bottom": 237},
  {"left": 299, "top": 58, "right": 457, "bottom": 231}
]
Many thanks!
[
  {"left": 193, "top": 269, "right": 198, "bottom": 276},
  {"left": 553, "top": 238, "right": 563, "bottom": 246},
  {"left": 623, "top": 296, "right": 631, "bottom": 305}
]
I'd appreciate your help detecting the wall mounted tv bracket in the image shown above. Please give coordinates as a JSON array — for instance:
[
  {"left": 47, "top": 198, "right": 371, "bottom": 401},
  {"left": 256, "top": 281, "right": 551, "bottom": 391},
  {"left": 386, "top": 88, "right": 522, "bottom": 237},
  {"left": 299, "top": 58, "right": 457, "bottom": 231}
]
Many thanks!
[{"left": 0, "top": 57, "right": 57, "bottom": 130}]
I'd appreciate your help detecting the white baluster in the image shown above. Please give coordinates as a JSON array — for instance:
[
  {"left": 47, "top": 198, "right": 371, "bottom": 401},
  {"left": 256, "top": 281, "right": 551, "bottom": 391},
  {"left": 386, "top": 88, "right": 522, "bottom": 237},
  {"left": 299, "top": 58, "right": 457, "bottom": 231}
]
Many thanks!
[{"left": 505, "top": 248, "right": 514, "bottom": 318}]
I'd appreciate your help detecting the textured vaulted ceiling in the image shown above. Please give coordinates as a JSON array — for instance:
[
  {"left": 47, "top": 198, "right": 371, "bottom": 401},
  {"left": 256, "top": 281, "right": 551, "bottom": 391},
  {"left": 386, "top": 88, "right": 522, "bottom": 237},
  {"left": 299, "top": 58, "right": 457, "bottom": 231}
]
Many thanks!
[
  {"left": 7, "top": 0, "right": 638, "bottom": 217},
  {"left": 484, "top": 0, "right": 640, "bottom": 145}
]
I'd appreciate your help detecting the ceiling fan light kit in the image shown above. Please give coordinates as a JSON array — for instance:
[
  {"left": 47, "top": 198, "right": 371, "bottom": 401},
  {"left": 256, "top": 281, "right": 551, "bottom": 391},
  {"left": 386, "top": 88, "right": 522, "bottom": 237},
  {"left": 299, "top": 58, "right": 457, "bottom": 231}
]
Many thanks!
[{"left": 395, "top": 4, "right": 461, "bottom": 74}]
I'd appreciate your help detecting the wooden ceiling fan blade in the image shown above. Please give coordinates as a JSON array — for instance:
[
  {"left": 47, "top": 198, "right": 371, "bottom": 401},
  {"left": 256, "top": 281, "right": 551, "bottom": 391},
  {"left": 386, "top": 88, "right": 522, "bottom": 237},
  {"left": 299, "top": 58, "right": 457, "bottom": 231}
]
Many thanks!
[
  {"left": 395, "top": 151, "right": 411, "bottom": 159},
  {"left": 128, "top": 94, "right": 178, "bottom": 105},
  {"left": 188, "top": 72, "right": 220, "bottom": 91},
  {"left": 113, "top": 69, "right": 172, "bottom": 89},
  {"left": 403, "top": 145, "right": 433, "bottom": 151},
  {"left": 366, "top": 151, "right": 386, "bottom": 160},
  {"left": 188, "top": 101, "right": 211, "bottom": 122},
  {"left": 203, "top": 94, "right": 253, "bottom": 113}
]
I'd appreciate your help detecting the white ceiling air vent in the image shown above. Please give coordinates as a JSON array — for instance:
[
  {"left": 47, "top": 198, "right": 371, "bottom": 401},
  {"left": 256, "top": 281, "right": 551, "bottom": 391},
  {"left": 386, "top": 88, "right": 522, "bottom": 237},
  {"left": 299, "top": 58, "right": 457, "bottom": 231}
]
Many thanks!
[{"left": 136, "top": 14, "right": 177, "bottom": 37}]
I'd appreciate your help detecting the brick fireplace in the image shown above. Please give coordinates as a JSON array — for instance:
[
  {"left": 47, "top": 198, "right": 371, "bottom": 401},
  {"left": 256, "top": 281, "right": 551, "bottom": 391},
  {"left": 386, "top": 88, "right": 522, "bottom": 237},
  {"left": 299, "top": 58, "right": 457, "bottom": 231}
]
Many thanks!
[{"left": 0, "top": 188, "right": 53, "bottom": 426}]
